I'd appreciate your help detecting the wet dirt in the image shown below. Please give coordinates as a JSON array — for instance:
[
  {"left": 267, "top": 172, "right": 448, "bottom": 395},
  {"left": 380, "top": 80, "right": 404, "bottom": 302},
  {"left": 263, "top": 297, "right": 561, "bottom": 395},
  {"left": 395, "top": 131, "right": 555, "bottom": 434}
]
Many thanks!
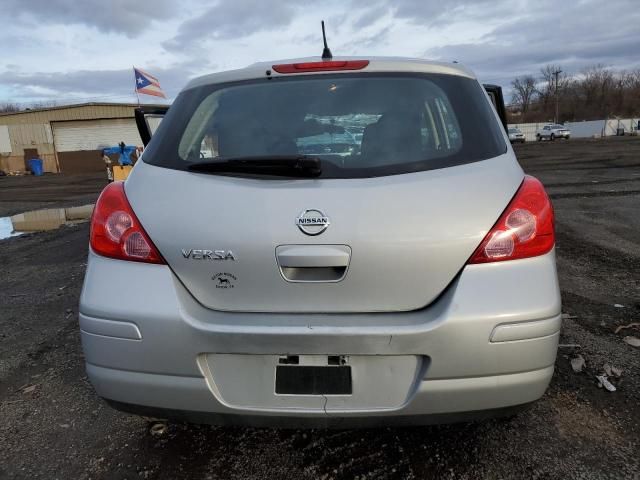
[
  {"left": 0, "top": 172, "right": 104, "bottom": 218},
  {"left": 0, "top": 204, "right": 94, "bottom": 240}
]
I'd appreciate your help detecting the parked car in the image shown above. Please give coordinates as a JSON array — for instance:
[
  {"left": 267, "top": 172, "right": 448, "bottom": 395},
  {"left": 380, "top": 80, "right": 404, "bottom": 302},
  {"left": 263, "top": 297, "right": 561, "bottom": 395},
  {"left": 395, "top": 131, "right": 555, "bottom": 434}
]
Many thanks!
[
  {"left": 536, "top": 124, "right": 571, "bottom": 141},
  {"left": 81, "top": 56, "right": 559, "bottom": 427},
  {"left": 508, "top": 127, "right": 526, "bottom": 143}
]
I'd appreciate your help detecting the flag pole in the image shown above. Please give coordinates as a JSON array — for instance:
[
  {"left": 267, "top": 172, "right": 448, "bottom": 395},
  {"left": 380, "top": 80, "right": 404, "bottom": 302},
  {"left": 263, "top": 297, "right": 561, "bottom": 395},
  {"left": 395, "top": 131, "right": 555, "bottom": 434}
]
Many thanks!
[{"left": 133, "top": 66, "right": 141, "bottom": 106}]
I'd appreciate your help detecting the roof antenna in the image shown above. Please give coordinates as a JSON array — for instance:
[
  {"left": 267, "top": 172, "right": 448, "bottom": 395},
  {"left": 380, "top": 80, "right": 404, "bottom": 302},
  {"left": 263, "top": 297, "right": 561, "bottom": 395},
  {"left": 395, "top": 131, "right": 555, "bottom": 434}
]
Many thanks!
[{"left": 321, "top": 20, "right": 332, "bottom": 60}]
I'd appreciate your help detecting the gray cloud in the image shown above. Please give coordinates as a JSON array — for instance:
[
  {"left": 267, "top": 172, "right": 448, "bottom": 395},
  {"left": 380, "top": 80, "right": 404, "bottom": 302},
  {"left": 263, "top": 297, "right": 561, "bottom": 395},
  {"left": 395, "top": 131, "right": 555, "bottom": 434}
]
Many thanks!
[
  {"left": 2, "top": 0, "right": 640, "bottom": 105},
  {"left": 337, "top": 26, "right": 392, "bottom": 53},
  {"left": 164, "top": 0, "right": 301, "bottom": 51},
  {"left": 426, "top": 0, "right": 640, "bottom": 89},
  {"left": 0, "top": 61, "right": 203, "bottom": 103},
  {"left": 352, "top": 5, "right": 390, "bottom": 30},
  {"left": 391, "top": 0, "right": 506, "bottom": 26},
  {"left": 3, "top": 0, "right": 175, "bottom": 36}
]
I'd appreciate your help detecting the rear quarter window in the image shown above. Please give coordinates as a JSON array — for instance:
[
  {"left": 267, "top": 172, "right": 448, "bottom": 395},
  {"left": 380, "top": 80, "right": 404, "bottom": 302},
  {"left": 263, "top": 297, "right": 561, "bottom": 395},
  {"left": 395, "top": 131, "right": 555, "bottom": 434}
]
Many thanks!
[{"left": 144, "top": 73, "right": 506, "bottom": 179}]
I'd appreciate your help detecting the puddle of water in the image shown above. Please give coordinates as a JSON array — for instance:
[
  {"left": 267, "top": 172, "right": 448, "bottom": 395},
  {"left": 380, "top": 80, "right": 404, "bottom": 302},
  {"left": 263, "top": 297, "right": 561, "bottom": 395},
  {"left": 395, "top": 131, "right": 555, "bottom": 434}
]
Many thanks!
[
  {"left": 0, "top": 217, "right": 24, "bottom": 239},
  {"left": 0, "top": 204, "right": 94, "bottom": 240}
]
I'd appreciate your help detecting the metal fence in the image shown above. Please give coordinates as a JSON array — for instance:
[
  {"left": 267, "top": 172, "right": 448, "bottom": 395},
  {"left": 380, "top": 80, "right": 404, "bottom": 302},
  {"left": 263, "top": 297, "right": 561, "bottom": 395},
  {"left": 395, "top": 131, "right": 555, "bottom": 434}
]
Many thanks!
[{"left": 508, "top": 118, "right": 640, "bottom": 142}]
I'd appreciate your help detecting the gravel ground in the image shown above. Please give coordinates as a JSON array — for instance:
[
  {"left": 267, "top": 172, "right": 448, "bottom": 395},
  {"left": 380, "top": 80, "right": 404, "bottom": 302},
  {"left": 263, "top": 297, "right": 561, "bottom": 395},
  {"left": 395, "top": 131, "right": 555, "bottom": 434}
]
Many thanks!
[{"left": 0, "top": 137, "right": 639, "bottom": 479}]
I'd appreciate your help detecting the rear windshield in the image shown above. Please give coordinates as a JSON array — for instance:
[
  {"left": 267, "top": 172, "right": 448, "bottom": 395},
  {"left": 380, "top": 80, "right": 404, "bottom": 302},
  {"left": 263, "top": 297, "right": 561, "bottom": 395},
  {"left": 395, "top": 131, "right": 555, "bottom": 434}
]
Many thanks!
[{"left": 143, "top": 73, "right": 506, "bottom": 179}]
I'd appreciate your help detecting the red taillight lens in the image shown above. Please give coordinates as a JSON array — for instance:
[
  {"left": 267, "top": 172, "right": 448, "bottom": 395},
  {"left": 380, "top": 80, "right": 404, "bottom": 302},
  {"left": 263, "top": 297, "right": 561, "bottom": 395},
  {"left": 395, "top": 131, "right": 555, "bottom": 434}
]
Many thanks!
[
  {"left": 272, "top": 60, "right": 369, "bottom": 74},
  {"left": 468, "top": 176, "right": 555, "bottom": 264},
  {"left": 90, "top": 182, "right": 165, "bottom": 264}
]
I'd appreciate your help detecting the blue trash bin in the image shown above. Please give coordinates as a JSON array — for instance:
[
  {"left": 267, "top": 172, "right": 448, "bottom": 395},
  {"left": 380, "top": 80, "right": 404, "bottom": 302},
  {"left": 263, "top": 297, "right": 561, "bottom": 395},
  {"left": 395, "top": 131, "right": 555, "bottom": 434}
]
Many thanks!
[{"left": 28, "top": 158, "right": 43, "bottom": 176}]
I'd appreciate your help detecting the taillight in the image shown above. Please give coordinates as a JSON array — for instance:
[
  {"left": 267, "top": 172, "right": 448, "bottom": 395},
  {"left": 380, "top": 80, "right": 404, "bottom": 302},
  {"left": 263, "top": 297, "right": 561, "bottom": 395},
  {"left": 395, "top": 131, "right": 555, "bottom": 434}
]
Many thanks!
[
  {"left": 90, "top": 182, "right": 165, "bottom": 264},
  {"left": 468, "top": 175, "right": 554, "bottom": 264},
  {"left": 272, "top": 60, "right": 369, "bottom": 74}
]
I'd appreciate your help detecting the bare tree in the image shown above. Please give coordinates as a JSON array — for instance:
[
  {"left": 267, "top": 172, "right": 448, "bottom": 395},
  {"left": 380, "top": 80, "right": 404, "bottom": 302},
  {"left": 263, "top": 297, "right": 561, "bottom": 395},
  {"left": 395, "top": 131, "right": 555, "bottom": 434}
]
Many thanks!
[
  {"left": 538, "top": 65, "right": 568, "bottom": 109},
  {"left": 507, "top": 65, "right": 640, "bottom": 123},
  {"left": 0, "top": 103, "right": 20, "bottom": 113},
  {"left": 510, "top": 75, "right": 537, "bottom": 120},
  {"left": 580, "top": 64, "right": 614, "bottom": 118},
  {"left": 24, "top": 100, "right": 58, "bottom": 111},
  {"left": 624, "top": 69, "right": 640, "bottom": 116}
]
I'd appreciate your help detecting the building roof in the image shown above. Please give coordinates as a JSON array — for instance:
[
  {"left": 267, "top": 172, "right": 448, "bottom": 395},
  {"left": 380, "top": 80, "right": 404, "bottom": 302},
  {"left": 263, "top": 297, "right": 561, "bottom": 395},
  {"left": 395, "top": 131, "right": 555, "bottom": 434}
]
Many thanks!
[
  {"left": 0, "top": 101, "right": 168, "bottom": 118},
  {"left": 0, "top": 101, "right": 171, "bottom": 125}
]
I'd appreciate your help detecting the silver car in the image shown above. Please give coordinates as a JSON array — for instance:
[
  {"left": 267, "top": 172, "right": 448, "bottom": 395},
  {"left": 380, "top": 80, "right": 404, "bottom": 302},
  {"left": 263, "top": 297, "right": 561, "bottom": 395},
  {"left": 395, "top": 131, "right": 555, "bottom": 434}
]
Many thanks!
[
  {"left": 80, "top": 57, "right": 560, "bottom": 427},
  {"left": 536, "top": 124, "right": 571, "bottom": 141},
  {"left": 508, "top": 127, "right": 526, "bottom": 143}
]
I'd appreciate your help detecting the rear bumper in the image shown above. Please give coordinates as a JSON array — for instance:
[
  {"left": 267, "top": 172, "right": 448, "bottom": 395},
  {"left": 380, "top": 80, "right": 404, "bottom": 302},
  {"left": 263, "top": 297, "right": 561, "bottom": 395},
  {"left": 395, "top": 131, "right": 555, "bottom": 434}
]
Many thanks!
[
  {"left": 90, "top": 363, "right": 551, "bottom": 426},
  {"left": 79, "top": 249, "right": 561, "bottom": 424},
  {"left": 105, "top": 395, "right": 536, "bottom": 429}
]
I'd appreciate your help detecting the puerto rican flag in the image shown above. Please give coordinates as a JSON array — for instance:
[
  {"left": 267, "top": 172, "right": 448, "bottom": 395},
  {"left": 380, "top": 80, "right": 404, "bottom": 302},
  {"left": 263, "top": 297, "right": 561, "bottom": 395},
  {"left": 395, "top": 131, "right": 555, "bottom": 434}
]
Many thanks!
[{"left": 134, "top": 67, "right": 166, "bottom": 98}]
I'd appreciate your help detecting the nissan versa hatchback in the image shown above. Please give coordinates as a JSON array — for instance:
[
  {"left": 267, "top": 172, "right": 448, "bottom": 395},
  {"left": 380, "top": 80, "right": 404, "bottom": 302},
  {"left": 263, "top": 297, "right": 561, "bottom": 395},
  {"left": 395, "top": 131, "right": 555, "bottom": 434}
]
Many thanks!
[{"left": 80, "top": 56, "right": 560, "bottom": 427}]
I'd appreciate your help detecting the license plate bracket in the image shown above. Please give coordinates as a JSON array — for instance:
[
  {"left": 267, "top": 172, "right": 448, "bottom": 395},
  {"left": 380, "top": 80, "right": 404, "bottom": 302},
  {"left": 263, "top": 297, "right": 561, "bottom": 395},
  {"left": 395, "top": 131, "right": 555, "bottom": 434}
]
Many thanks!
[{"left": 275, "top": 365, "right": 352, "bottom": 395}]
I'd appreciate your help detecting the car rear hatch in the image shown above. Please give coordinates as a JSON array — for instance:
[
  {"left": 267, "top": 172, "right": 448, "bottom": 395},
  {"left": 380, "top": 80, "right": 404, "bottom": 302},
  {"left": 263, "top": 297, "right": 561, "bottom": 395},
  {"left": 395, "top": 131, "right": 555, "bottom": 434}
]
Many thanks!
[
  {"left": 127, "top": 66, "right": 521, "bottom": 313},
  {"left": 127, "top": 158, "right": 520, "bottom": 312}
]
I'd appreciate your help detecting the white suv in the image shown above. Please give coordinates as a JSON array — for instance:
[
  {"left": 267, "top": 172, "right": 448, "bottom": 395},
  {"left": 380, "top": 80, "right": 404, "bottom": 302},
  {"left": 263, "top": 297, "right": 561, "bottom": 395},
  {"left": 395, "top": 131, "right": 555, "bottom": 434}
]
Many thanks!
[{"left": 536, "top": 124, "right": 571, "bottom": 141}]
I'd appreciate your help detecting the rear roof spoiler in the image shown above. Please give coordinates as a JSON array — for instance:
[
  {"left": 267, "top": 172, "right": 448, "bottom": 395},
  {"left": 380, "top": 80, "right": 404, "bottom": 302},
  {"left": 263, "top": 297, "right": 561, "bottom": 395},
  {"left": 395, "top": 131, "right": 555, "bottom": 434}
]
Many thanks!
[
  {"left": 483, "top": 84, "right": 508, "bottom": 133},
  {"left": 135, "top": 106, "right": 169, "bottom": 147}
]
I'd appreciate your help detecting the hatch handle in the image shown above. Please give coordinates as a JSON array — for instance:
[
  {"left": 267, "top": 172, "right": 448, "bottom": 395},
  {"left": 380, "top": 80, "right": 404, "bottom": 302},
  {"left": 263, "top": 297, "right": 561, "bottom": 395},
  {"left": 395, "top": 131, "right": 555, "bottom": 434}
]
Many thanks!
[
  {"left": 276, "top": 245, "right": 351, "bottom": 282},
  {"left": 276, "top": 245, "right": 350, "bottom": 268}
]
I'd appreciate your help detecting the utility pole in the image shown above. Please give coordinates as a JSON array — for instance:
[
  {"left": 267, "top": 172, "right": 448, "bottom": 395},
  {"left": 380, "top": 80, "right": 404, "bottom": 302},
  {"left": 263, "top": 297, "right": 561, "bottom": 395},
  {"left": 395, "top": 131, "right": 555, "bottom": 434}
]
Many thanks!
[{"left": 553, "top": 69, "right": 562, "bottom": 123}]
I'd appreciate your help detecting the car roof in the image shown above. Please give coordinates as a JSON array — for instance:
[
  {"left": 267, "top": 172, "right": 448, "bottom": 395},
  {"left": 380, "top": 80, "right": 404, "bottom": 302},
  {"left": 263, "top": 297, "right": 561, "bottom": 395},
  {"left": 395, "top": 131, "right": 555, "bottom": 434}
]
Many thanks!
[{"left": 184, "top": 56, "right": 476, "bottom": 92}]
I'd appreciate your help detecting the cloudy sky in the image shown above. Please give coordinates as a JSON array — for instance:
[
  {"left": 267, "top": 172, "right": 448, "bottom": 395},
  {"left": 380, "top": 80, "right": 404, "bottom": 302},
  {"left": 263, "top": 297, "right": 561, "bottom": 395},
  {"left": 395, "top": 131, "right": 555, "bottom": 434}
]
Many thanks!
[{"left": 1, "top": 0, "right": 639, "bottom": 105}]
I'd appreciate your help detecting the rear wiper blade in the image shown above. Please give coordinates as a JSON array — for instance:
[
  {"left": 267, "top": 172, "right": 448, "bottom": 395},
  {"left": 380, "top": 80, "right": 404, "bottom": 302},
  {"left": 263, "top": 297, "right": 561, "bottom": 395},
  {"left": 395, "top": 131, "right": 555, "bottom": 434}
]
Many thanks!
[{"left": 187, "top": 155, "right": 322, "bottom": 177}]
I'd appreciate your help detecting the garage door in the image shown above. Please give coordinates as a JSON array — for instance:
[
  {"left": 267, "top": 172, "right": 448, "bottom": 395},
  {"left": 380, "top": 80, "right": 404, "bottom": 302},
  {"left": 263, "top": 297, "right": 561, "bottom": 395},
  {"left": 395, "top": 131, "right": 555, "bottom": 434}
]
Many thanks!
[{"left": 52, "top": 118, "right": 143, "bottom": 152}]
